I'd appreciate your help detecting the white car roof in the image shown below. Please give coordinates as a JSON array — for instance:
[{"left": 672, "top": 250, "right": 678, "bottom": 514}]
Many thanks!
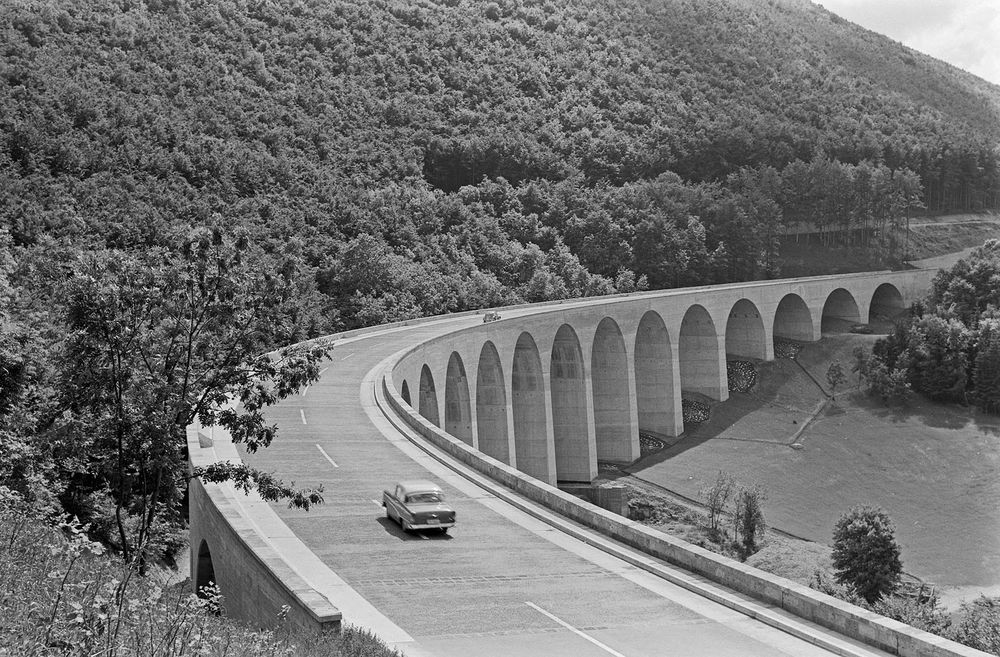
[{"left": 397, "top": 480, "right": 443, "bottom": 494}]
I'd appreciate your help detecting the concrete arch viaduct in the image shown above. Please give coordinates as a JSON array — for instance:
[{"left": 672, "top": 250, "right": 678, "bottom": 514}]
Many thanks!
[
  {"left": 187, "top": 267, "right": 990, "bottom": 657},
  {"left": 392, "top": 272, "right": 922, "bottom": 486}
]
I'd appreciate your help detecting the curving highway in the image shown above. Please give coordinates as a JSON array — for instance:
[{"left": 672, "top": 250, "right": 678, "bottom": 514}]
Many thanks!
[{"left": 239, "top": 311, "right": 892, "bottom": 657}]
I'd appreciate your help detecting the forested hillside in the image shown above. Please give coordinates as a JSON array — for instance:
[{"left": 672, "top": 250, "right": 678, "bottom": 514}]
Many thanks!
[
  {"left": 2, "top": 0, "right": 1000, "bottom": 563},
  {"left": 3, "top": 0, "right": 1000, "bottom": 327}
]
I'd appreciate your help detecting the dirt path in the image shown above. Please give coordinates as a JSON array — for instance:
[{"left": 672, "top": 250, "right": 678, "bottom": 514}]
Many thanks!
[{"left": 909, "top": 245, "right": 981, "bottom": 270}]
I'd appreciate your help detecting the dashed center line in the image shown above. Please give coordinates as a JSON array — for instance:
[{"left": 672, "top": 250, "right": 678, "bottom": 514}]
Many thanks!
[
  {"left": 525, "top": 602, "right": 627, "bottom": 657},
  {"left": 319, "top": 366, "right": 329, "bottom": 376},
  {"left": 316, "top": 444, "right": 338, "bottom": 468},
  {"left": 300, "top": 409, "right": 307, "bottom": 425},
  {"left": 341, "top": 352, "right": 355, "bottom": 360},
  {"left": 301, "top": 385, "right": 310, "bottom": 397}
]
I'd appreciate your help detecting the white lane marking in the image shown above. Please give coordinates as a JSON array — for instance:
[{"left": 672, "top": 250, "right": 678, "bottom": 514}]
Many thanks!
[
  {"left": 525, "top": 602, "right": 627, "bottom": 657},
  {"left": 371, "top": 499, "right": 382, "bottom": 506},
  {"left": 300, "top": 409, "right": 307, "bottom": 425},
  {"left": 302, "top": 385, "right": 310, "bottom": 397},
  {"left": 319, "top": 366, "right": 329, "bottom": 376},
  {"left": 342, "top": 352, "right": 355, "bottom": 360},
  {"left": 316, "top": 444, "right": 338, "bottom": 468},
  {"left": 419, "top": 532, "right": 428, "bottom": 540}
]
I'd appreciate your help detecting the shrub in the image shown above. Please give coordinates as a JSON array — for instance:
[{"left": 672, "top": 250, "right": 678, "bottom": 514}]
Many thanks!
[
  {"left": 951, "top": 596, "right": 1000, "bottom": 655},
  {"left": 732, "top": 483, "right": 766, "bottom": 557},
  {"left": 871, "top": 592, "right": 952, "bottom": 636},
  {"left": 831, "top": 505, "right": 902, "bottom": 603},
  {"left": 826, "top": 360, "right": 846, "bottom": 399},
  {"left": 903, "top": 315, "right": 971, "bottom": 401},
  {"left": 0, "top": 499, "right": 402, "bottom": 657},
  {"left": 700, "top": 470, "right": 736, "bottom": 534},
  {"left": 853, "top": 347, "right": 910, "bottom": 404}
]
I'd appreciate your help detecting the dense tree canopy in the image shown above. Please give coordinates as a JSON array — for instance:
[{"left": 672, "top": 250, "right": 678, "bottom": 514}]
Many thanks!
[{"left": 859, "top": 241, "right": 1000, "bottom": 411}]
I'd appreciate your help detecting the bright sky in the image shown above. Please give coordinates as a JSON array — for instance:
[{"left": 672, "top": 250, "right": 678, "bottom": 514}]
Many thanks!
[{"left": 819, "top": 0, "right": 1000, "bottom": 86}]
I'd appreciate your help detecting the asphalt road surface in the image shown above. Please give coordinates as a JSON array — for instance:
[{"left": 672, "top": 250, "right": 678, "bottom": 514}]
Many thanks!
[{"left": 242, "top": 316, "right": 891, "bottom": 657}]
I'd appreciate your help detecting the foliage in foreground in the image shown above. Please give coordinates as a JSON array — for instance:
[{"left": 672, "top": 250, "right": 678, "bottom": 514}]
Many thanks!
[
  {"left": 2, "top": 228, "right": 329, "bottom": 568},
  {"left": 0, "top": 498, "right": 401, "bottom": 657}
]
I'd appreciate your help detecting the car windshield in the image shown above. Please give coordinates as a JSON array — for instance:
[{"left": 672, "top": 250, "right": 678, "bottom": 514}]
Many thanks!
[{"left": 406, "top": 492, "right": 442, "bottom": 504}]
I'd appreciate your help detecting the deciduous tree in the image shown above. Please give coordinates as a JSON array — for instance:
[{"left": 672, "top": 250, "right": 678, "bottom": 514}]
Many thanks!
[
  {"left": 52, "top": 228, "right": 330, "bottom": 565},
  {"left": 832, "top": 506, "right": 902, "bottom": 603}
]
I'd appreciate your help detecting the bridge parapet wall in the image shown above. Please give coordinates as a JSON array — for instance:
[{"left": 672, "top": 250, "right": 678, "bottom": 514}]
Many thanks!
[{"left": 187, "top": 422, "right": 341, "bottom": 633}]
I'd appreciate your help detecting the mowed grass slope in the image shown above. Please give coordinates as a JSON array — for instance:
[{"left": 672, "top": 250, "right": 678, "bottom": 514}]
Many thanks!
[{"left": 630, "top": 332, "right": 1000, "bottom": 606}]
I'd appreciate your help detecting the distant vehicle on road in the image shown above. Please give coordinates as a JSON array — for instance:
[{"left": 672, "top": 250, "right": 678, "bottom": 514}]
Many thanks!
[
  {"left": 382, "top": 480, "right": 455, "bottom": 533},
  {"left": 483, "top": 311, "right": 501, "bottom": 323}
]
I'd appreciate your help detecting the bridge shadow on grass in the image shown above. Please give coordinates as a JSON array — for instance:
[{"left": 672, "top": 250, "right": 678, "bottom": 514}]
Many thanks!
[
  {"left": 852, "top": 392, "right": 1000, "bottom": 435},
  {"left": 375, "top": 516, "right": 454, "bottom": 541},
  {"left": 630, "top": 359, "right": 824, "bottom": 470}
]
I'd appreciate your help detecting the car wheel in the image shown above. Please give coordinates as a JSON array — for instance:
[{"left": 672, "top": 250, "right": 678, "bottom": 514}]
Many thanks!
[{"left": 401, "top": 519, "right": 410, "bottom": 532}]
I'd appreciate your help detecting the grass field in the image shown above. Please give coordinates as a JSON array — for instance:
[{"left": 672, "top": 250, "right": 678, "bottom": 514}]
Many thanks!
[{"left": 629, "top": 331, "right": 1000, "bottom": 609}]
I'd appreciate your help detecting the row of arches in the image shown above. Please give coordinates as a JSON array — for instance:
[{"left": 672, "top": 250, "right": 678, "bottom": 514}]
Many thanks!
[{"left": 400, "top": 284, "right": 905, "bottom": 484}]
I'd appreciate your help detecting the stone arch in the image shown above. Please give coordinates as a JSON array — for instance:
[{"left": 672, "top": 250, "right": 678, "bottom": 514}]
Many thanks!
[
  {"left": 592, "top": 318, "right": 632, "bottom": 462},
  {"left": 476, "top": 341, "right": 509, "bottom": 463},
  {"left": 418, "top": 364, "right": 440, "bottom": 426},
  {"left": 400, "top": 380, "right": 411, "bottom": 405},
  {"left": 822, "top": 288, "right": 861, "bottom": 333},
  {"left": 551, "top": 325, "right": 591, "bottom": 481},
  {"left": 195, "top": 539, "right": 216, "bottom": 598},
  {"left": 445, "top": 352, "right": 473, "bottom": 445},
  {"left": 680, "top": 304, "right": 725, "bottom": 399},
  {"left": 869, "top": 283, "right": 905, "bottom": 327},
  {"left": 725, "top": 298, "right": 767, "bottom": 359},
  {"left": 512, "top": 332, "right": 550, "bottom": 482},
  {"left": 773, "top": 293, "right": 815, "bottom": 341},
  {"left": 635, "top": 311, "right": 677, "bottom": 436}
]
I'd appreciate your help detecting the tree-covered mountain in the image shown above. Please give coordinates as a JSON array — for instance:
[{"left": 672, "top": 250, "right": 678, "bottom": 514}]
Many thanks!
[
  {"left": 3, "top": 0, "right": 1000, "bottom": 573},
  {"left": 3, "top": 1, "right": 998, "bottom": 323}
]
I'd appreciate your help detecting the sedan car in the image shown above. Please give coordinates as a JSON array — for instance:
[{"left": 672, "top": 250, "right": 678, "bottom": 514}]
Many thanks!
[{"left": 382, "top": 480, "right": 456, "bottom": 533}]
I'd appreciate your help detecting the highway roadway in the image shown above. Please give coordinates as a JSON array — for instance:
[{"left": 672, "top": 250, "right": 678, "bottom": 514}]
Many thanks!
[{"left": 242, "top": 315, "right": 892, "bottom": 657}]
